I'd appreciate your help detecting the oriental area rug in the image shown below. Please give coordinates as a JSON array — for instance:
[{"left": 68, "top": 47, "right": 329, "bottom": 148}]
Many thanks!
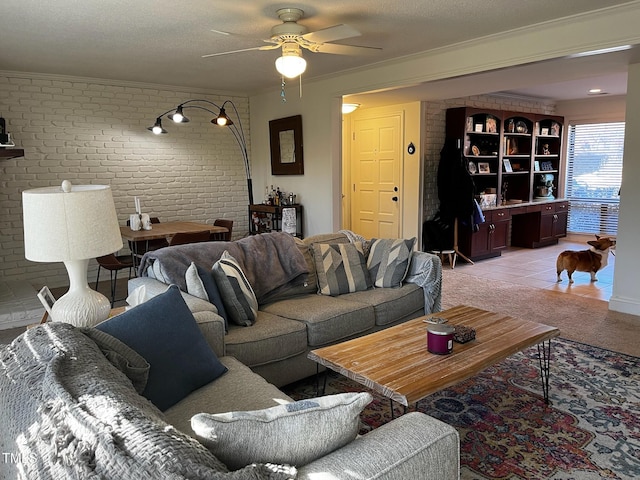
[{"left": 284, "top": 338, "right": 640, "bottom": 479}]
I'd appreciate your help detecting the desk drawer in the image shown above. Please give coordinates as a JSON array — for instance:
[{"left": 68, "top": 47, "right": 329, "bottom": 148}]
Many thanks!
[{"left": 489, "top": 209, "right": 511, "bottom": 222}]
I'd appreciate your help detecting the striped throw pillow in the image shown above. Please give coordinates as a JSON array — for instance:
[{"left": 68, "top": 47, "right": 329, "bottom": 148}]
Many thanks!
[
  {"left": 367, "top": 238, "right": 416, "bottom": 288},
  {"left": 312, "top": 242, "right": 372, "bottom": 296},
  {"left": 212, "top": 251, "right": 258, "bottom": 326}
]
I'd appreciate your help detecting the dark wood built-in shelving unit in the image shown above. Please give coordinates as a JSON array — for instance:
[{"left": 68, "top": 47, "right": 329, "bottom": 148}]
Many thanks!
[{"left": 445, "top": 107, "right": 568, "bottom": 261}]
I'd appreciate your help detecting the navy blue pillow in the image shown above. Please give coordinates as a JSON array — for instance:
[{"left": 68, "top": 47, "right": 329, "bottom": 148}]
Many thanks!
[
  {"left": 196, "top": 264, "right": 229, "bottom": 331},
  {"left": 95, "top": 285, "right": 227, "bottom": 411}
]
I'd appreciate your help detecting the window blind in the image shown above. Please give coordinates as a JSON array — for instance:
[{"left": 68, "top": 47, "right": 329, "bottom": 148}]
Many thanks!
[{"left": 566, "top": 122, "right": 624, "bottom": 235}]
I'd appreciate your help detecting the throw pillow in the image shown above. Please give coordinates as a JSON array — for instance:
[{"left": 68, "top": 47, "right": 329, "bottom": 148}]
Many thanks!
[
  {"left": 312, "top": 242, "right": 372, "bottom": 296},
  {"left": 185, "top": 262, "right": 229, "bottom": 330},
  {"left": 367, "top": 237, "right": 417, "bottom": 288},
  {"left": 212, "top": 251, "right": 258, "bottom": 326},
  {"left": 95, "top": 285, "right": 228, "bottom": 411},
  {"left": 191, "top": 392, "right": 372, "bottom": 470}
]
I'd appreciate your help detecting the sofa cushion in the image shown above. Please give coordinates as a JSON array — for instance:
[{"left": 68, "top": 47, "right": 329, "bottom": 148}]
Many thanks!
[
  {"left": 312, "top": 242, "right": 372, "bottom": 296},
  {"left": 191, "top": 392, "right": 372, "bottom": 470},
  {"left": 165, "top": 356, "right": 293, "bottom": 437},
  {"left": 225, "top": 311, "right": 308, "bottom": 367},
  {"left": 185, "top": 262, "right": 229, "bottom": 329},
  {"left": 303, "top": 232, "right": 350, "bottom": 246},
  {"left": 95, "top": 285, "right": 228, "bottom": 411},
  {"left": 341, "top": 283, "right": 424, "bottom": 326},
  {"left": 367, "top": 238, "right": 416, "bottom": 288},
  {"left": 212, "top": 251, "right": 258, "bottom": 327},
  {"left": 262, "top": 295, "right": 375, "bottom": 346}
]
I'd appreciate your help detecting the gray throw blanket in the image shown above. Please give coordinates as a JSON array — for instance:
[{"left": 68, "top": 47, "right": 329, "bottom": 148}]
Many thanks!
[
  {"left": 138, "top": 232, "right": 308, "bottom": 304},
  {"left": 0, "top": 323, "right": 296, "bottom": 479},
  {"left": 405, "top": 251, "right": 443, "bottom": 313}
]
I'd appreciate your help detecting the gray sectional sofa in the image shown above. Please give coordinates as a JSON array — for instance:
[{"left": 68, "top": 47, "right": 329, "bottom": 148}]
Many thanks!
[
  {"left": 129, "top": 231, "right": 443, "bottom": 387},
  {"left": 1, "top": 317, "right": 459, "bottom": 479},
  {"left": 0, "top": 232, "right": 459, "bottom": 479}
]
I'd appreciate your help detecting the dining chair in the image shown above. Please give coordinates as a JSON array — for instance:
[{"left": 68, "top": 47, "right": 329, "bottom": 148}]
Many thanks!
[
  {"left": 95, "top": 253, "right": 134, "bottom": 307},
  {"left": 168, "top": 230, "right": 211, "bottom": 246},
  {"left": 211, "top": 219, "right": 233, "bottom": 241}
]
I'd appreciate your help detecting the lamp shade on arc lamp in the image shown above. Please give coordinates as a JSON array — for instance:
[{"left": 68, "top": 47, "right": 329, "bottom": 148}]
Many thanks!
[{"left": 22, "top": 181, "right": 123, "bottom": 327}]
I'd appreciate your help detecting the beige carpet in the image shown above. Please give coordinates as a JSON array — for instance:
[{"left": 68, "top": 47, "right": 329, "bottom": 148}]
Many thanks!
[{"left": 441, "top": 268, "right": 640, "bottom": 357}]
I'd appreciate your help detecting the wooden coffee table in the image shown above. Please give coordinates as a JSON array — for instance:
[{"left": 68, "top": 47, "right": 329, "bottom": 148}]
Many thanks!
[{"left": 308, "top": 305, "right": 560, "bottom": 410}]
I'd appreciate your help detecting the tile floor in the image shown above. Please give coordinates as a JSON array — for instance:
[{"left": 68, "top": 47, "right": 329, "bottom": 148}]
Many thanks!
[{"left": 446, "top": 233, "right": 616, "bottom": 301}]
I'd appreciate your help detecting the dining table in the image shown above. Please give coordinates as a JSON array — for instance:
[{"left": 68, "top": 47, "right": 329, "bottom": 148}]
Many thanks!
[{"left": 120, "top": 221, "right": 229, "bottom": 264}]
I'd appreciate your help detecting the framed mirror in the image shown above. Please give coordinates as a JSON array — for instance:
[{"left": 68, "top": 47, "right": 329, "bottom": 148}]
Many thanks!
[{"left": 269, "top": 115, "right": 303, "bottom": 175}]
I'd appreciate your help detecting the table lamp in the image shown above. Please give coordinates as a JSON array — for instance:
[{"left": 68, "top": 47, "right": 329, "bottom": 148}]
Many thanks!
[{"left": 22, "top": 180, "right": 123, "bottom": 327}]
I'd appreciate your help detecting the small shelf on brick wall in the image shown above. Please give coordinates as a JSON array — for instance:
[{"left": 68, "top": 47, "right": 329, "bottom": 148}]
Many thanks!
[{"left": 0, "top": 148, "right": 24, "bottom": 159}]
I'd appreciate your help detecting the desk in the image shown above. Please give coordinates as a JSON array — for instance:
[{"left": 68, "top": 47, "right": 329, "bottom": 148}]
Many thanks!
[{"left": 120, "top": 221, "right": 228, "bottom": 263}]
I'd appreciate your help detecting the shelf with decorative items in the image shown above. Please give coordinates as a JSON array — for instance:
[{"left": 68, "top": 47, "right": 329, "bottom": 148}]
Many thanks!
[
  {"left": 532, "top": 114, "right": 563, "bottom": 202},
  {"left": 444, "top": 107, "right": 567, "bottom": 259},
  {"left": 249, "top": 204, "right": 304, "bottom": 238}
]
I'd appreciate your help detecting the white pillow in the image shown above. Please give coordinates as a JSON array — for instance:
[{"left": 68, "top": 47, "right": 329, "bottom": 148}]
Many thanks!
[
  {"left": 185, "top": 262, "right": 209, "bottom": 301},
  {"left": 191, "top": 392, "right": 372, "bottom": 469}
]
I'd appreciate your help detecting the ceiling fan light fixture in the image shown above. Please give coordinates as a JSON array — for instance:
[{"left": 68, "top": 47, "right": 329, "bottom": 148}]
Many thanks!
[
  {"left": 342, "top": 103, "right": 360, "bottom": 114},
  {"left": 275, "top": 42, "right": 307, "bottom": 79},
  {"left": 168, "top": 105, "right": 190, "bottom": 123}
]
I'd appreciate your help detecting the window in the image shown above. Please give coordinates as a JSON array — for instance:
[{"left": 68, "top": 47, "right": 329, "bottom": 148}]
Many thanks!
[{"left": 566, "top": 122, "right": 624, "bottom": 235}]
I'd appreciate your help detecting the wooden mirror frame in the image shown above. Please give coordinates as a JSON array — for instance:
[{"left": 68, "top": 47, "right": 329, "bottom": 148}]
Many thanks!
[{"left": 269, "top": 115, "right": 303, "bottom": 175}]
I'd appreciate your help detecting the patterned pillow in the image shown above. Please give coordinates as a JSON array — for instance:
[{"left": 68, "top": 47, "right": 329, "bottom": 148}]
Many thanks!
[
  {"left": 367, "top": 238, "right": 417, "bottom": 288},
  {"left": 191, "top": 392, "right": 372, "bottom": 470},
  {"left": 312, "top": 242, "right": 372, "bottom": 296},
  {"left": 212, "top": 251, "right": 258, "bottom": 326}
]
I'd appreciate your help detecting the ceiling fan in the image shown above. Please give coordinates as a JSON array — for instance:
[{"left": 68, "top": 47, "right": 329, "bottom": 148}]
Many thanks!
[{"left": 202, "top": 8, "right": 381, "bottom": 79}]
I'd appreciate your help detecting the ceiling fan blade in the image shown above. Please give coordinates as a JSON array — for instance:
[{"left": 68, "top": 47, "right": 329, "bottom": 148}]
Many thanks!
[
  {"left": 311, "top": 43, "right": 382, "bottom": 56},
  {"left": 302, "top": 24, "right": 360, "bottom": 44},
  {"left": 202, "top": 44, "right": 279, "bottom": 58}
]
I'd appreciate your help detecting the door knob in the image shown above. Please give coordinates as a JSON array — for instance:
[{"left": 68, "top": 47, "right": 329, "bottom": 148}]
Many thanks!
[{"left": 392, "top": 196, "right": 398, "bottom": 202}]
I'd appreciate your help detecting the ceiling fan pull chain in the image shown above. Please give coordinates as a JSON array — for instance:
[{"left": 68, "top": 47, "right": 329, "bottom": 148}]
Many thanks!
[
  {"left": 281, "top": 77, "right": 287, "bottom": 102},
  {"left": 299, "top": 75, "right": 303, "bottom": 98}
]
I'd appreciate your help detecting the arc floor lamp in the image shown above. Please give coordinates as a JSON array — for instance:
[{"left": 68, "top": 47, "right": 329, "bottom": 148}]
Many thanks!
[{"left": 148, "top": 99, "right": 253, "bottom": 205}]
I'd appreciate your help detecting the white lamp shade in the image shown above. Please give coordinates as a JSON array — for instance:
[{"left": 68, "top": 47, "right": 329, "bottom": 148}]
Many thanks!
[
  {"left": 275, "top": 54, "right": 307, "bottom": 79},
  {"left": 23, "top": 183, "right": 123, "bottom": 262}
]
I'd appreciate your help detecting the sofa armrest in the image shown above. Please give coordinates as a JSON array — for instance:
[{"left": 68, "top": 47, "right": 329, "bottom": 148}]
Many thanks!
[
  {"left": 192, "top": 311, "right": 226, "bottom": 358},
  {"left": 296, "top": 412, "right": 459, "bottom": 480},
  {"left": 405, "top": 251, "right": 442, "bottom": 313}
]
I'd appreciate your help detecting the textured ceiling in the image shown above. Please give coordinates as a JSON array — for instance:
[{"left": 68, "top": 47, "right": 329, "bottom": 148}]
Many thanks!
[{"left": 0, "top": 0, "right": 636, "bottom": 100}]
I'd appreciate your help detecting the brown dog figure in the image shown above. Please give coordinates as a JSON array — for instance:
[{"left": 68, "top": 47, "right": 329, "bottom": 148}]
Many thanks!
[{"left": 556, "top": 235, "right": 616, "bottom": 283}]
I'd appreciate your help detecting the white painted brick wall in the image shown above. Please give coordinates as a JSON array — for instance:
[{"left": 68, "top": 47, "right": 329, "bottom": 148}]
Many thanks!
[{"left": 1, "top": 72, "right": 251, "bottom": 289}]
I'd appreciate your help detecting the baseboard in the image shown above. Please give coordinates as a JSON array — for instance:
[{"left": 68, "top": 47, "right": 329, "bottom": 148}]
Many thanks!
[{"left": 609, "top": 295, "right": 640, "bottom": 317}]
